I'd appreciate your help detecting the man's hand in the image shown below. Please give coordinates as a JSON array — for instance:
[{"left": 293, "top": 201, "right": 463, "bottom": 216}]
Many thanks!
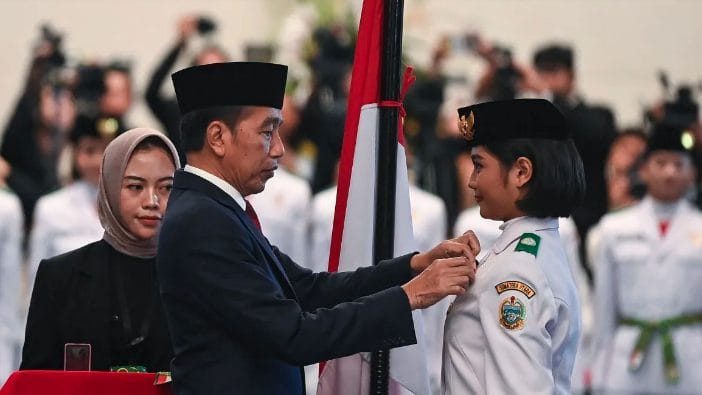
[
  {"left": 410, "top": 231, "right": 480, "bottom": 275},
  {"left": 401, "top": 256, "right": 476, "bottom": 310}
]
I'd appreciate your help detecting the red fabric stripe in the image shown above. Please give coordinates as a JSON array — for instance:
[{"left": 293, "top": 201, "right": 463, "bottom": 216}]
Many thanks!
[
  {"left": 326, "top": 0, "right": 383, "bottom": 274},
  {"left": 377, "top": 66, "right": 415, "bottom": 148}
]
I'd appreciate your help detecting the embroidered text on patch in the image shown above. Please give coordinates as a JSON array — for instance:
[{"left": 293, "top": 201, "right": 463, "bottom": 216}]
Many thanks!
[{"left": 495, "top": 281, "right": 536, "bottom": 299}]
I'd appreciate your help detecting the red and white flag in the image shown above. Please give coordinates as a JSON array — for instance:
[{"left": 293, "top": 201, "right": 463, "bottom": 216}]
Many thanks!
[{"left": 316, "top": 0, "right": 430, "bottom": 394}]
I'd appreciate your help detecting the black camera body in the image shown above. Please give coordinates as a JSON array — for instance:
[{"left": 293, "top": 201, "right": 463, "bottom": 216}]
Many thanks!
[
  {"left": 490, "top": 46, "right": 521, "bottom": 101},
  {"left": 197, "top": 17, "right": 217, "bottom": 35},
  {"left": 664, "top": 86, "right": 699, "bottom": 128},
  {"left": 40, "top": 24, "right": 66, "bottom": 68},
  {"left": 653, "top": 71, "right": 699, "bottom": 128}
]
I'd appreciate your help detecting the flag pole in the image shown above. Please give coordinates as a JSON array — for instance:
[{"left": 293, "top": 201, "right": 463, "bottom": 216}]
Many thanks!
[{"left": 371, "top": 0, "right": 404, "bottom": 394}]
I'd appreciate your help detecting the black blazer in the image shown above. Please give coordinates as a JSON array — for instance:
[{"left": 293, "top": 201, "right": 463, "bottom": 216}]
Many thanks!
[
  {"left": 158, "top": 170, "right": 417, "bottom": 395},
  {"left": 21, "top": 240, "right": 172, "bottom": 372}
]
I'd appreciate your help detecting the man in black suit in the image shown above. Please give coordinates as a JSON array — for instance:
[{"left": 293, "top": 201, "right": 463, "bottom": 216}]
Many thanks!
[{"left": 157, "top": 62, "right": 478, "bottom": 395}]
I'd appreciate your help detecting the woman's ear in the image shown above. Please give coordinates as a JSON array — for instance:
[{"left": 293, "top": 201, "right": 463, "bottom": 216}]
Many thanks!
[
  {"left": 205, "top": 121, "right": 227, "bottom": 157},
  {"left": 513, "top": 156, "right": 533, "bottom": 187}
]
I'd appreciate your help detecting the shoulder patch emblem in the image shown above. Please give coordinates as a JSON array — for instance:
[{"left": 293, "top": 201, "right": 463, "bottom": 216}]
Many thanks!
[
  {"left": 515, "top": 232, "right": 541, "bottom": 257},
  {"left": 499, "top": 296, "right": 526, "bottom": 330},
  {"left": 495, "top": 281, "right": 536, "bottom": 299}
]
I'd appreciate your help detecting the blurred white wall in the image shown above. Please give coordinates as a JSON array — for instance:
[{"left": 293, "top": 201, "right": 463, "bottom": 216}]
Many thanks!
[{"left": 0, "top": 0, "right": 700, "bottom": 141}]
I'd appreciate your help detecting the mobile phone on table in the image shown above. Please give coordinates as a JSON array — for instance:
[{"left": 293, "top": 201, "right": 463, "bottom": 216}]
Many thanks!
[{"left": 64, "top": 343, "right": 92, "bottom": 371}]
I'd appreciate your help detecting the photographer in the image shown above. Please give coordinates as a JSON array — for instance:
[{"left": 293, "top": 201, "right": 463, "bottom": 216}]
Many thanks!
[
  {"left": 296, "top": 24, "right": 355, "bottom": 193},
  {"left": 469, "top": 34, "right": 545, "bottom": 102},
  {"left": 101, "top": 61, "right": 133, "bottom": 125},
  {"left": 145, "top": 14, "right": 227, "bottom": 159},
  {"left": 531, "top": 44, "right": 618, "bottom": 246},
  {"left": 0, "top": 25, "right": 75, "bottom": 232}
]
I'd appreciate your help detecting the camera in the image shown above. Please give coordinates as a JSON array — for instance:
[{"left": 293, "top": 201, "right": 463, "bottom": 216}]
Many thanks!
[
  {"left": 448, "top": 33, "right": 480, "bottom": 54},
  {"left": 489, "top": 45, "right": 521, "bottom": 101},
  {"left": 39, "top": 24, "right": 67, "bottom": 69},
  {"left": 197, "top": 16, "right": 217, "bottom": 35},
  {"left": 72, "top": 65, "right": 106, "bottom": 116},
  {"left": 651, "top": 71, "right": 700, "bottom": 128},
  {"left": 664, "top": 86, "right": 698, "bottom": 128}
]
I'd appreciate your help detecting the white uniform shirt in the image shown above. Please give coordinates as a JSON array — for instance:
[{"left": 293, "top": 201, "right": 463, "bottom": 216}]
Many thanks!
[
  {"left": 454, "top": 208, "right": 593, "bottom": 392},
  {"left": 0, "top": 190, "right": 23, "bottom": 385},
  {"left": 28, "top": 181, "right": 103, "bottom": 290},
  {"left": 248, "top": 168, "right": 311, "bottom": 264},
  {"left": 310, "top": 184, "right": 448, "bottom": 395},
  {"left": 443, "top": 216, "right": 581, "bottom": 395},
  {"left": 591, "top": 197, "right": 702, "bottom": 394}
]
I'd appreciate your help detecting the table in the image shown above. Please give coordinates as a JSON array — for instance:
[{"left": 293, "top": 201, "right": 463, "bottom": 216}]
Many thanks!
[{"left": 0, "top": 370, "right": 172, "bottom": 395}]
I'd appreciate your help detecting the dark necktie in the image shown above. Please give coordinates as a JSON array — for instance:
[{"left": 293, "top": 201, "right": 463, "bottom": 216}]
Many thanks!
[{"left": 244, "top": 200, "right": 262, "bottom": 232}]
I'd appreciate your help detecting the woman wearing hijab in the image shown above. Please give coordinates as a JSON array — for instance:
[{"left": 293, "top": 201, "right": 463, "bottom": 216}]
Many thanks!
[{"left": 21, "top": 128, "right": 179, "bottom": 372}]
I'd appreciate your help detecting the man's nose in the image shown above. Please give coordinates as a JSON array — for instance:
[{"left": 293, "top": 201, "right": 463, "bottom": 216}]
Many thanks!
[{"left": 270, "top": 131, "right": 285, "bottom": 158}]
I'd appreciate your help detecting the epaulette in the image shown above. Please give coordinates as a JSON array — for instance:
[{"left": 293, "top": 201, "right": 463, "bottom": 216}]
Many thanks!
[{"left": 514, "top": 232, "right": 541, "bottom": 257}]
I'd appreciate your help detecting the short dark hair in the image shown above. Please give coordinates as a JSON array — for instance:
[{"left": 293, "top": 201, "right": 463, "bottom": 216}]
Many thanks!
[
  {"left": 483, "top": 138, "right": 586, "bottom": 217},
  {"left": 179, "top": 105, "right": 245, "bottom": 153},
  {"left": 533, "top": 44, "right": 574, "bottom": 72}
]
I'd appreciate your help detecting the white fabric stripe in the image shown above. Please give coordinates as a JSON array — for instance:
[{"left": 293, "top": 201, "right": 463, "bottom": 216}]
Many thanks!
[{"left": 319, "top": 104, "right": 430, "bottom": 395}]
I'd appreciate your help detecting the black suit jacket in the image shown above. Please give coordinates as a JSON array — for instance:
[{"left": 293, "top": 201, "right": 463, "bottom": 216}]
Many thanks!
[
  {"left": 553, "top": 97, "right": 617, "bottom": 241},
  {"left": 157, "top": 170, "right": 417, "bottom": 395},
  {"left": 21, "top": 240, "right": 173, "bottom": 371}
]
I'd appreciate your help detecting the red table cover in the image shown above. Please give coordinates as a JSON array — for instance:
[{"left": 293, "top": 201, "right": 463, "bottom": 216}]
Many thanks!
[{"left": 0, "top": 370, "right": 172, "bottom": 395}]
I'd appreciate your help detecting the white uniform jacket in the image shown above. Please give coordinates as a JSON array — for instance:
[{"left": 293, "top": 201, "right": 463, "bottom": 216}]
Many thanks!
[
  {"left": 248, "top": 168, "right": 311, "bottom": 264},
  {"left": 28, "top": 181, "right": 103, "bottom": 289},
  {"left": 0, "top": 190, "right": 23, "bottom": 385},
  {"left": 591, "top": 197, "right": 702, "bottom": 394},
  {"left": 443, "top": 216, "right": 581, "bottom": 395},
  {"left": 454, "top": 209, "right": 593, "bottom": 392}
]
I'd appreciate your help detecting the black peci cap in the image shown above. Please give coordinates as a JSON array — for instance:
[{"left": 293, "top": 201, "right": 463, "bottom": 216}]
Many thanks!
[
  {"left": 171, "top": 62, "right": 288, "bottom": 114},
  {"left": 456, "top": 98, "right": 569, "bottom": 146},
  {"left": 645, "top": 122, "right": 697, "bottom": 157},
  {"left": 69, "top": 114, "right": 123, "bottom": 143}
]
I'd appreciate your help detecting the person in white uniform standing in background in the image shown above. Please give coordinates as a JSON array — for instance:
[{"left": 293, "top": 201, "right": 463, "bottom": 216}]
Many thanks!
[
  {"left": 247, "top": 167, "right": 311, "bottom": 264},
  {"left": 27, "top": 115, "right": 118, "bottom": 289},
  {"left": 443, "top": 98, "right": 585, "bottom": 394},
  {"left": 590, "top": 123, "right": 702, "bottom": 394}
]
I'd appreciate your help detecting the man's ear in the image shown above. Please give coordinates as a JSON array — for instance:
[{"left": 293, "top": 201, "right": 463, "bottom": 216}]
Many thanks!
[
  {"left": 205, "top": 121, "right": 228, "bottom": 157},
  {"left": 513, "top": 156, "right": 533, "bottom": 187}
]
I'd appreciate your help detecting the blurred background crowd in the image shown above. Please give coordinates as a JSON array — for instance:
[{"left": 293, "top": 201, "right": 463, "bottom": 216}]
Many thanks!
[{"left": 0, "top": 1, "right": 701, "bottom": 394}]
